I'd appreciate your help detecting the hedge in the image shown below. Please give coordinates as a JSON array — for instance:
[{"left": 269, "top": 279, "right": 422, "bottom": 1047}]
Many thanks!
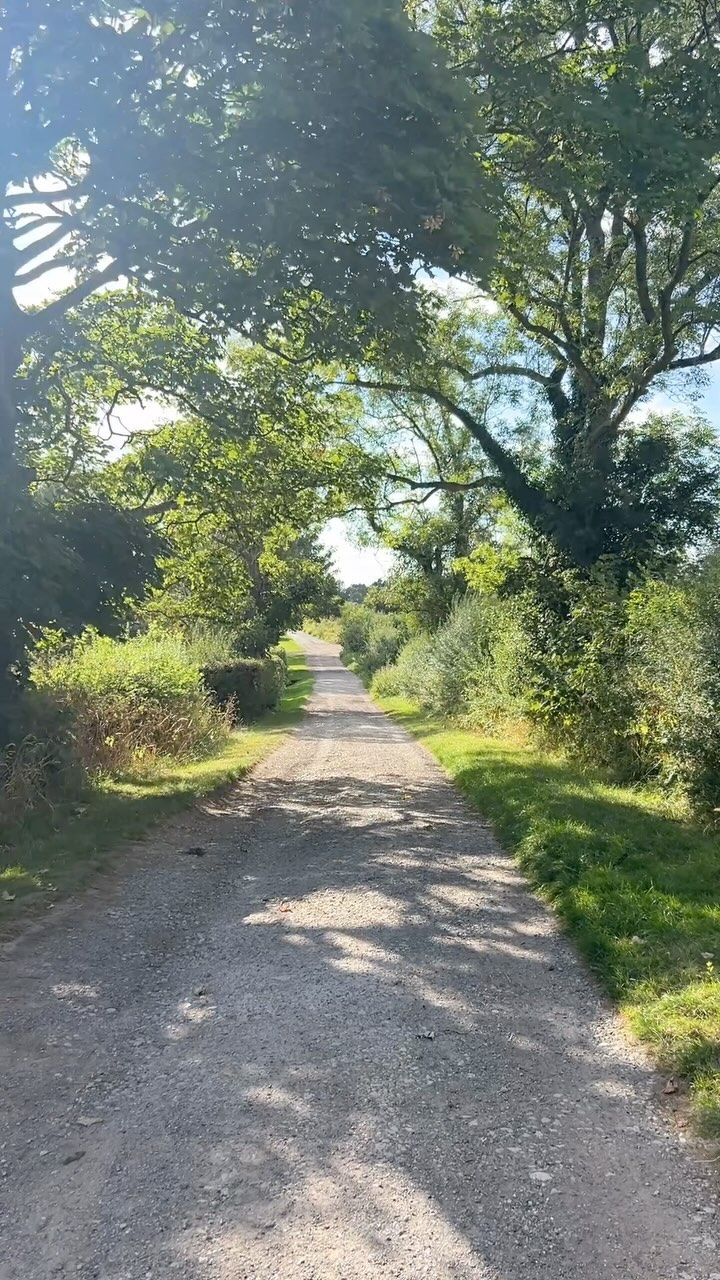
[{"left": 202, "top": 653, "right": 287, "bottom": 722}]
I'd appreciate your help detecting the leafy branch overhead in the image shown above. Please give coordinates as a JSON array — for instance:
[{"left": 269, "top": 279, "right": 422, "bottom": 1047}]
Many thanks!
[{"left": 361, "top": 1, "right": 720, "bottom": 570}]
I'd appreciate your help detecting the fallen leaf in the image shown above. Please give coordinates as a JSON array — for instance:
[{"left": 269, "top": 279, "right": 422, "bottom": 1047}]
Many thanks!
[
  {"left": 278, "top": 903, "right": 292, "bottom": 913},
  {"left": 417, "top": 1029, "right": 435, "bottom": 1041},
  {"left": 77, "top": 1117, "right": 102, "bottom": 1128},
  {"left": 663, "top": 1077, "right": 680, "bottom": 1095},
  {"left": 2, "top": 890, "right": 16, "bottom": 902}
]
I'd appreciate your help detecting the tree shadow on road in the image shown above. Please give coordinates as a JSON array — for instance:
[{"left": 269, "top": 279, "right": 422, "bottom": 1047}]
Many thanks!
[{"left": 1, "top": 703, "right": 711, "bottom": 1278}]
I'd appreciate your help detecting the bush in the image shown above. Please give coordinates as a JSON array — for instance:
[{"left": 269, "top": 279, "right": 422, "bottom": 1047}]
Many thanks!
[
  {"left": 371, "top": 633, "right": 436, "bottom": 701},
  {"left": 340, "top": 605, "right": 408, "bottom": 680},
  {"left": 202, "top": 653, "right": 286, "bottom": 721},
  {"left": 368, "top": 551, "right": 720, "bottom": 819},
  {"left": 521, "top": 567, "right": 644, "bottom": 777},
  {"left": 33, "top": 630, "right": 232, "bottom": 774},
  {"left": 491, "top": 558, "right": 720, "bottom": 812},
  {"left": 0, "top": 691, "right": 82, "bottom": 825},
  {"left": 625, "top": 572, "right": 720, "bottom": 811},
  {"left": 301, "top": 616, "right": 342, "bottom": 643},
  {"left": 375, "top": 596, "right": 526, "bottom": 728}
]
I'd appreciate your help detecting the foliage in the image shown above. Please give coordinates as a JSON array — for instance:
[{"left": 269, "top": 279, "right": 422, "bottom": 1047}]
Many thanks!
[
  {"left": 377, "top": 593, "right": 527, "bottom": 728},
  {"left": 202, "top": 655, "right": 287, "bottom": 723},
  {"left": 374, "top": 548, "right": 720, "bottom": 819},
  {"left": 0, "top": 490, "right": 164, "bottom": 734},
  {"left": 0, "top": 641, "right": 312, "bottom": 930},
  {"left": 302, "top": 617, "right": 343, "bottom": 644},
  {"left": 357, "top": 355, "right": 514, "bottom": 622},
  {"left": 360, "top": 0, "right": 720, "bottom": 573},
  {"left": 0, "top": 691, "right": 82, "bottom": 826},
  {"left": 3, "top": 0, "right": 492, "bottom": 383},
  {"left": 339, "top": 604, "right": 409, "bottom": 680},
  {"left": 379, "top": 699, "right": 720, "bottom": 1136},
  {"left": 519, "top": 565, "right": 646, "bottom": 778},
  {"left": 515, "top": 557, "right": 720, "bottom": 811},
  {"left": 342, "top": 583, "right": 373, "bottom": 604},
  {"left": 1, "top": 0, "right": 496, "bottom": 702},
  {"left": 33, "top": 630, "right": 233, "bottom": 774},
  {"left": 370, "top": 633, "right": 437, "bottom": 700},
  {"left": 110, "top": 341, "right": 374, "bottom": 650},
  {"left": 455, "top": 543, "right": 521, "bottom": 594}
]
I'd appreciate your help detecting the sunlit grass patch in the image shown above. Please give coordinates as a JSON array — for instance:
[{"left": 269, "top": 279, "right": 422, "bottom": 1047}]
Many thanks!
[{"left": 379, "top": 695, "right": 720, "bottom": 1136}]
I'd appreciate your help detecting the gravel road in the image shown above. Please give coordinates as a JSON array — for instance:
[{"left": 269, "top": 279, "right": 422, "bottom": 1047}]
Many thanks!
[{"left": 0, "top": 635, "right": 717, "bottom": 1280}]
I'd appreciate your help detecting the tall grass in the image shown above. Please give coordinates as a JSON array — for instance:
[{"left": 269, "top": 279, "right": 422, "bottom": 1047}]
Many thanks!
[
  {"left": 0, "top": 640, "right": 312, "bottom": 931},
  {"left": 33, "top": 630, "right": 233, "bottom": 776}
]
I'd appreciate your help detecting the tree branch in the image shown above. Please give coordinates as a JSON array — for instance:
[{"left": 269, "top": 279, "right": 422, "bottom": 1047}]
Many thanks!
[
  {"left": 626, "top": 214, "right": 657, "bottom": 324},
  {"left": 387, "top": 472, "right": 501, "bottom": 494},
  {"left": 14, "top": 253, "right": 77, "bottom": 288},
  {"left": 20, "top": 258, "right": 124, "bottom": 335},
  {"left": 456, "top": 361, "right": 564, "bottom": 387},
  {"left": 14, "top": 220, "right": 77, "bottom": 273},
  {"left": 669, "top": 341, "right": 720, "bottom": 371},
  {"left": 349, "top": 377, "right": 562, "bottom": 533}
]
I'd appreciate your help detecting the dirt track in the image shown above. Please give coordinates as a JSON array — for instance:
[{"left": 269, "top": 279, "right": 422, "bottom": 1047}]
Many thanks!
[{"left": 0, "top": 635, "right": 717, "bottom": 1279}]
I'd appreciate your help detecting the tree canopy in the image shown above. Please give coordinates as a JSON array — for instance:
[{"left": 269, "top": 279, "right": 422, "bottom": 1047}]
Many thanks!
[{"left": 364, "top": 1, "right": 720, "bottom": 570}]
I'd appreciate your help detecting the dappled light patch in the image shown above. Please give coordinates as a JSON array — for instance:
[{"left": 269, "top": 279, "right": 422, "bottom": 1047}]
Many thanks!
[{"left": 382, "top": 699, "right": 720, "bottom": 1137}]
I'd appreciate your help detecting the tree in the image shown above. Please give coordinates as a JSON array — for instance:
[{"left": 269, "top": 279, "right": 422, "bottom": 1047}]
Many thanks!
[
  {"left": 2, "top": 0, "right": 494, "bottom": 470},
  {"left": 1, "top": 0, "right": 496, "bottom": 708},
  {"left": 111, "top": 343, "right": 376, "bottom": 649},
  {"left": 359, "top": 366, "right": 511, "bottom": 624},
  {"left": 366, "top": 1, "right": 720, "bottom": 572}
]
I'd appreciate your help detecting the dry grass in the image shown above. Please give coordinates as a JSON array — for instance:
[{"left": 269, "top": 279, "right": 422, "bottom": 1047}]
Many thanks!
[{"left": 0, "top": 641, "right": 312, "bottom": 930}]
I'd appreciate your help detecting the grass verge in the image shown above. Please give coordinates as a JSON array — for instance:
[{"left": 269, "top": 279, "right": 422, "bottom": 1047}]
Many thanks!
[
  {"left": 0, "top": 640, "right": 312, "bottom": 933},
  {"left": 378, "top": 695, "right": 720, "bottom": 1137}
]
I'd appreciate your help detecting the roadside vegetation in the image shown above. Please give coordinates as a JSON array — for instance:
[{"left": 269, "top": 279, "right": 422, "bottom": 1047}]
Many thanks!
[
  {"left": 0, "top": 641, "right": 311, "bottom": 930},
  {"left": 301, "top": 617, "right": 343, "bottom": 645}
]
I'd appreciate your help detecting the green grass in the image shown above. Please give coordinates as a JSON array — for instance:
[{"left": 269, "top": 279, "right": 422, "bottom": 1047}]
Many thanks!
[
  {"left": 378, "top": 696, "right": 720, "bottom": 1136},
  {"left": 0, "top": 640, "right": 312, "bottom": 933}
]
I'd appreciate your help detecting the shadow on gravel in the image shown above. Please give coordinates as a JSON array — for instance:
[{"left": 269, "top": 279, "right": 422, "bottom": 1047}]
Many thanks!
[
  {"left": 152, "top": 764, "right": 685, "bottom": 1278},
  {"left": 1, "top": 658, "right": 704, "bottom": 1279}
]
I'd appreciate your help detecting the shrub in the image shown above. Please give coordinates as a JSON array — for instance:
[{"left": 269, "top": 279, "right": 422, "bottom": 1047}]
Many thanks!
[
  {"left": 201, "top": 654, "right": 286, "bottom": 721},
  {"left": 371, "top": 595, "right": 526, "bottom": 729},
  {"left": 371, "top": 633, "right": 437, "bottom": 702},
  {"left": 625, "top": 573, "right": 720, "bottom": 811},
  {"left": 505, "top": 559, "right": 720, "bottom": 810},
  {"left": 401, "top": 596, "right": 526, "bottom": 726},
  {"left": 301, "top": 616, "right": 342, "bottom": 643},
  {"left": 340, "top": 605, "right": 408, "bottom": 680},
  {"left": 521, "top": 567, "right": 644, "bottom": 777},
  {"left": 33, "top": 630, "right": 232, "bottom": 774},
  {"left": 0, "top": 691, "right": 83, "bottom": 825}
]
